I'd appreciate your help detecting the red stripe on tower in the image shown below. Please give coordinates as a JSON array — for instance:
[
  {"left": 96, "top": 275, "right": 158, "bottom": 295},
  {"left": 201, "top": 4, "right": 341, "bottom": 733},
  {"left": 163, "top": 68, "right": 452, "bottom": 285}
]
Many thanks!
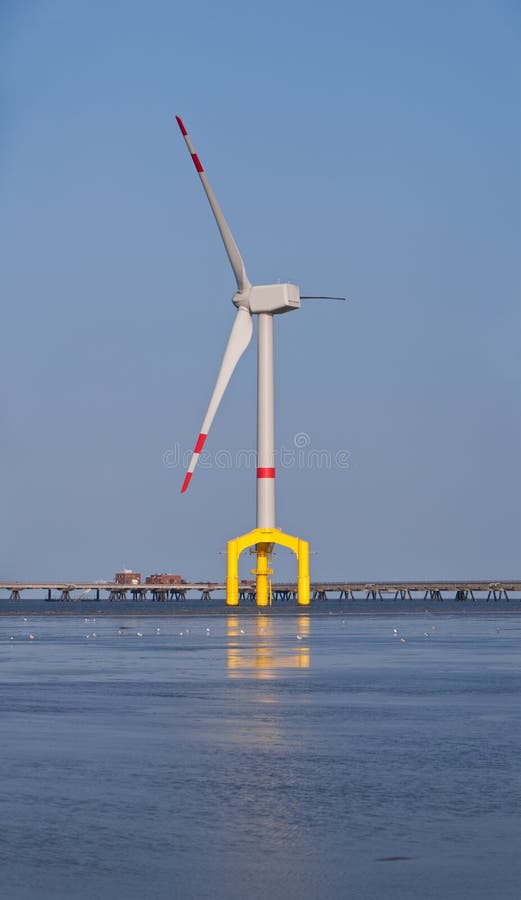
[
  {"left": 194, "top": 433, "right": 207, "bottom": 454},
  {"left": 175, "top": 115, "right": 188, "bottom": 136},
  {"left": 181, "top": 472, "right": 193, "bottom": 493},
  {"left": 192, "top": 153, "right": 204, "bottom": 173},
  {"left": 257, "top": 467, "right": 276, "bottom": 478}
]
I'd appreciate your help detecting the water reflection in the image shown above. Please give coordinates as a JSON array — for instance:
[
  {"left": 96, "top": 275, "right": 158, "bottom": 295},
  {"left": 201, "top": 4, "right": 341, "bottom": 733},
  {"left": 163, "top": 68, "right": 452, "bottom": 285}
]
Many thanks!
[{"left": 226, "top": 615, "right": 310, "bottom": 678}]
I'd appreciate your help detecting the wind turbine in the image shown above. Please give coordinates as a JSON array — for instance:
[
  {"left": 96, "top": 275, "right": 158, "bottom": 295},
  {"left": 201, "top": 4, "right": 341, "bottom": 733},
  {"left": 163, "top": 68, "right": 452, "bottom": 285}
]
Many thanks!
[{"left": 175, "top": 115, "right": 343, "bottom": 606}]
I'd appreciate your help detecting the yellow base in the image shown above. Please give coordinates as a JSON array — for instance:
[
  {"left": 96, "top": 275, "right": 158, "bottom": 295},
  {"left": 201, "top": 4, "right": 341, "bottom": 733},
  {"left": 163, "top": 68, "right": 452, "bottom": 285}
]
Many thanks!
[{"left": 226, "top": 528, "right": 310, "bottom": 607}]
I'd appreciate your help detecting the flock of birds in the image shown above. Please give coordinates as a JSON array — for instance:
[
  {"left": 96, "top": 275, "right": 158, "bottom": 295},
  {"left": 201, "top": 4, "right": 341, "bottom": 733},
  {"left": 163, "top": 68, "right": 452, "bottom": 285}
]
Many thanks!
[
  {"left": 6, "top": 619, "right": 219, "bottom": 641},
  {"left": 5, "top": 616, "right": 443, "bottom": 644}
]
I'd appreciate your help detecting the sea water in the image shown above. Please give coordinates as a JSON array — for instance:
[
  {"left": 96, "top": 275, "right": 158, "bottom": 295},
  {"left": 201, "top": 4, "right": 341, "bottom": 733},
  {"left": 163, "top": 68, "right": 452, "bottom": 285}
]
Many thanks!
[{"left": 0, "top": 613, "right": 519, "bottom": 899}]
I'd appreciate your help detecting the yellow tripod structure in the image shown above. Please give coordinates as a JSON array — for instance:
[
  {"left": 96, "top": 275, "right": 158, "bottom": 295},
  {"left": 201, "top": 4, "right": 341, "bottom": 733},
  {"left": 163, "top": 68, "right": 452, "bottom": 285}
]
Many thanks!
[{"left": 226, "top": 528, "right": 310, "bottom": 607}]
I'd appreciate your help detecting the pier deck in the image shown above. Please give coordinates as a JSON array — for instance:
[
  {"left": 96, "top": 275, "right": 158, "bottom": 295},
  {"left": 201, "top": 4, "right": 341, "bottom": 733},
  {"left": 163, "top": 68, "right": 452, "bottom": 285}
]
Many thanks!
[{"left": 1, "top": 581, "right": 519, "bottom": 603}]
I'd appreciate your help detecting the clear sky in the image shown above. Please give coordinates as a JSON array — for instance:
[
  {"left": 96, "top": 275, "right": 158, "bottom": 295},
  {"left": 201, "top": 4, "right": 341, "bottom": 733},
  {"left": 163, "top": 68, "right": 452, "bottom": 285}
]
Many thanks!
[{"left": 1, "top": 0, "right": 520, "bottom": 582}]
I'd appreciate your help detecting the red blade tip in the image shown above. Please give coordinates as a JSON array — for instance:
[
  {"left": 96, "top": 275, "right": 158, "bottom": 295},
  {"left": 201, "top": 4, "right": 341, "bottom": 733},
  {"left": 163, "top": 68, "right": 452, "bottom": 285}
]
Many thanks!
[
  {"left": 181, "top": 472, "right": 192, "bottom": 493},
  {"left": 175, "top": 115, "right": 188, "bottom": 136}
]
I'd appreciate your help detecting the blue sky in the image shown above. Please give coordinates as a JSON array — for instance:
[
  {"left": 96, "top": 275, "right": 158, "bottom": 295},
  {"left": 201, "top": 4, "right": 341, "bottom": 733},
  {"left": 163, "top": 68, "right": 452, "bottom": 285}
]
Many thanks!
[{"left": 1, "top": 0, "right": 519, "bottom": 582}]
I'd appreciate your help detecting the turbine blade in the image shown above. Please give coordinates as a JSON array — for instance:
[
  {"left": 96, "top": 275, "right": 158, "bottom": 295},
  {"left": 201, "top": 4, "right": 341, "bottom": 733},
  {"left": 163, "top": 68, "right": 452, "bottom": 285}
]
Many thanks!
[
  {"left": 175, "top": 115, "right": 250, "bottom": 293},
  {"left": 181, "top": 306, "right": 253, "bottom": 492},
  {"left": 300, "top": 296, "right": 347, "bottom": 301}
]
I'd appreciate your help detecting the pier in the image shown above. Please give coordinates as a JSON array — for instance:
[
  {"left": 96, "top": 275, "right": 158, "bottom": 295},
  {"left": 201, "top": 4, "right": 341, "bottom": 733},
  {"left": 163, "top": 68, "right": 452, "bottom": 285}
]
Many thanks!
[{"left": 1, "top": 581, "right": 519, "bottom": 604}]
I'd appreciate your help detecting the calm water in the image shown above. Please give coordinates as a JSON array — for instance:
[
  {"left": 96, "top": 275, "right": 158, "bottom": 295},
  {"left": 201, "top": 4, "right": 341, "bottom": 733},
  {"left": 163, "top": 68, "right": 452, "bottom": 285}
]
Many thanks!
[{"left": 1, "top": 613, "right": 519, "bottom": 900}]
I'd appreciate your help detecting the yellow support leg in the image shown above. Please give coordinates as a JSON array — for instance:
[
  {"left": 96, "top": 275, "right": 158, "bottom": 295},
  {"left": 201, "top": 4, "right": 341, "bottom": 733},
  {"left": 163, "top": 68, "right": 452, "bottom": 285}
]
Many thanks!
[
  {"left": 253, "top": 542, "right": 273, "bottom": 607},
  {"left": 297, "top": 539, "right": 310, "bottom": 606},
  {"left": 226, "top": 538, "right": 239, "bottom": 606}
]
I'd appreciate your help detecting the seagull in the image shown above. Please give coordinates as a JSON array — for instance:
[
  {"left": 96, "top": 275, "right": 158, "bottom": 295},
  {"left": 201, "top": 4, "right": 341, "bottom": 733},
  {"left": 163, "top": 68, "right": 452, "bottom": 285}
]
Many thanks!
[
  {"left": 400, "top": 637, "right": 407, "bottom": 643},
  {"left": 28, "top": 634, "right": 35, "bottom": 640},
  {"left": 296, "top": 634, "right": 303, "bottom": 641},
  {"left": 136, "top": 632, "right": 144, "bottom": 638},
  {"left": 393, "top": 628, "right": 399, "bottom": 635}
]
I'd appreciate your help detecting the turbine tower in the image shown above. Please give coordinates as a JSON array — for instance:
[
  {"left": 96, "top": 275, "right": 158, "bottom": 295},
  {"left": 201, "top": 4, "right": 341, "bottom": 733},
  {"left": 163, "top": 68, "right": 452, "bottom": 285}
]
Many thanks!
[{"left": 176, "top": 116, "right": 341, "bottom": 606}]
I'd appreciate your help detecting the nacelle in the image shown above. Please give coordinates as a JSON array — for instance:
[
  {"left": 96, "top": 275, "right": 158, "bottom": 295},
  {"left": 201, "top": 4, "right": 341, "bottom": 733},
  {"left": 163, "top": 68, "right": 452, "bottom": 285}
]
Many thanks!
[{"left": 234, "top": 283, "right": 300, "bottom": 315}]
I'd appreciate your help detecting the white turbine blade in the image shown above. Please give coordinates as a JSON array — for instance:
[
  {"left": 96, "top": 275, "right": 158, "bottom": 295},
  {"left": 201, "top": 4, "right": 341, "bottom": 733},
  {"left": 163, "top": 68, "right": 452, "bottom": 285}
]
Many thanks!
[
  {"left": 175, "top": 115, "right": 250, "bottom": 293},
  {"left": 181, "top": 306, "right": 253, "bottom": 492}
]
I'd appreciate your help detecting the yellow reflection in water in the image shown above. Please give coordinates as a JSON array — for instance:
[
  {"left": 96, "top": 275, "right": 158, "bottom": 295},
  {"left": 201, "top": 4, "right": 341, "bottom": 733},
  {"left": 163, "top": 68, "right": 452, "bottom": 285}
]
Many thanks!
[
  {"left": 226, "top": 615, "right": 310, "bottom": 678},
  {"left": 297, "top": 614, "right": 310, "bottom": 637}
]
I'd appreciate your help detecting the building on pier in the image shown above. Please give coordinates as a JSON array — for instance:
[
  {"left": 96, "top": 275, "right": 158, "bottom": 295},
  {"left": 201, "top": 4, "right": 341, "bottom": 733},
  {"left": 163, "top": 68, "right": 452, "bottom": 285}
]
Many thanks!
[
  {"left": 145, "top": 574, "right": 184, "bottom": 585},
  {"left": 114, "top": 570, "right": 141, "bottom": 586}
]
